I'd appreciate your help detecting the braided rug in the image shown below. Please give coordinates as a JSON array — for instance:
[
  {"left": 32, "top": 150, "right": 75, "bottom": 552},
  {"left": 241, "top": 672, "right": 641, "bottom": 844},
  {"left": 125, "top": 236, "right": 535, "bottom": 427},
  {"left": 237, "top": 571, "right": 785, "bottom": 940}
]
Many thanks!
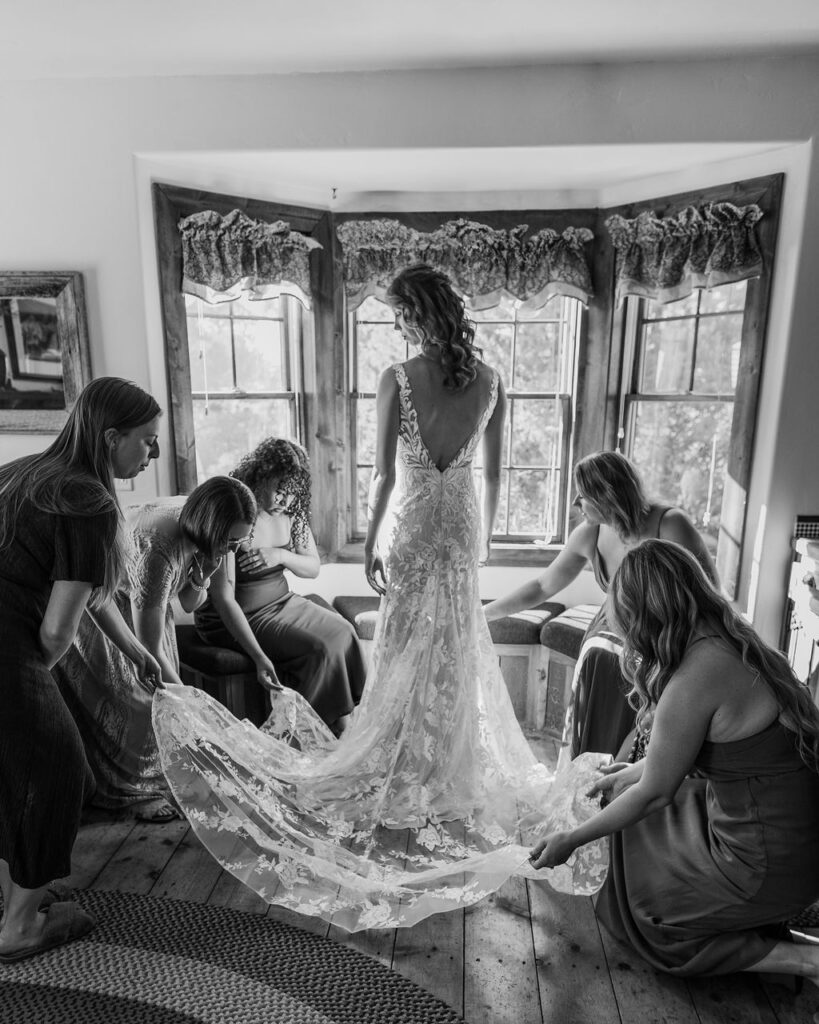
[{"left": 0, "top": 888, "right": 465, "bottom": 1024}]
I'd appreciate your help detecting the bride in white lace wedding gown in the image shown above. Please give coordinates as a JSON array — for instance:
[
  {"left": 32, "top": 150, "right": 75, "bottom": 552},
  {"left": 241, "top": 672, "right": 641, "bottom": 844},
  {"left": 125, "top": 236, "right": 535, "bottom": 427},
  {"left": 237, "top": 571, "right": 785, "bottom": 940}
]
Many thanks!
[{"left": 152, "top": 265, "right": 609, "bottom": 930}]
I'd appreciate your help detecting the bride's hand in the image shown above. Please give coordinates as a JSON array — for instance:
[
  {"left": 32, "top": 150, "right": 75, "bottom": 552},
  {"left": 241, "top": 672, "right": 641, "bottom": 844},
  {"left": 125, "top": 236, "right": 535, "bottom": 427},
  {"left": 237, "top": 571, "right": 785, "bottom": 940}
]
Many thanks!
[{"left": 364, "top": 546, "right": 386, "bottom": 595}]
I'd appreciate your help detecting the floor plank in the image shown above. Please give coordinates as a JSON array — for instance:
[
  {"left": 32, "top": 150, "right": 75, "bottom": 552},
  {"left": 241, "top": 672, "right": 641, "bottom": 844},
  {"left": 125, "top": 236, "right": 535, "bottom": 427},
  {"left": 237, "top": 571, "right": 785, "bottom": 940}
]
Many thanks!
[
  {"left": 62, "top": 814, "right": 138, "bottom": 889},
  {"left": 392, "top": 824, "right": 467, "bottom": 1016},
  {"left": 529, "top": 883, "right": 620, "bottom": 1024},
  {"left": 686, "top": 974, "right": 780, "bottom": 1024},
  {"left": 91, "top": 819, "right": 189, "bottom": 894},
  {"left": 149, "top": 825, "right": 223, "bottom": 903},
  {"left": 597, "top": 923, "right": 700, "bottom": 1024},
  {"left": 464, "top": 874, "right": 542, "bottom": 1024}
]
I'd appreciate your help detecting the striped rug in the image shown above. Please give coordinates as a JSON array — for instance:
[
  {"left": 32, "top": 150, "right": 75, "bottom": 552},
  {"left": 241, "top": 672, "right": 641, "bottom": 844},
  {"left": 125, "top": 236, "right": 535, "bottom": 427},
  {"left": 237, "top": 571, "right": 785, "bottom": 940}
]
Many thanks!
[{"left": 0, "top": 888, "right": 464, "bottom": 1023}]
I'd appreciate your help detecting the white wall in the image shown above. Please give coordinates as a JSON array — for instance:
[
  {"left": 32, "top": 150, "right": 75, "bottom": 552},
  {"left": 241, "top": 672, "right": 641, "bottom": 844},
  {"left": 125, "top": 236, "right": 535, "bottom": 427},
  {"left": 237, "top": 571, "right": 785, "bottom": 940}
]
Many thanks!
[{"left": 1, "top": 57, "right": 818, "bottom": 639}]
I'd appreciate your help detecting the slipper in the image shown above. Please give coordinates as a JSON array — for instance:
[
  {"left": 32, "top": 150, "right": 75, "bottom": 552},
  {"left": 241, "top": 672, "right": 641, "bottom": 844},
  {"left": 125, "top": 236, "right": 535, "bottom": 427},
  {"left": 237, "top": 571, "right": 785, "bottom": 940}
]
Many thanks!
[
  {"left": 135, "top": 799, "right": 182, "bottom": 823},
  {"left": 0, "top": 901, "right": 95, "bottom": 964},
  {"left": 39, "top": 883, "right": 72, "bottom": 910}
]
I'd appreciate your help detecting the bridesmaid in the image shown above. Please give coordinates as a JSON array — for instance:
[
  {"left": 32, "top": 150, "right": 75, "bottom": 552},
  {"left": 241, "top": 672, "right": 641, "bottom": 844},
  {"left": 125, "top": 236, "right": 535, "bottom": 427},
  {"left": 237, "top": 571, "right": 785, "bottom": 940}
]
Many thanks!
[
  {"left": 485, "top": 451, "right": 716, "bottom": 759},
  {"left": 195, "top": 438, "right": 366, "bottom": 735},
  {"left": 531, "top": 540, "right": 819, "bottom": 988},
  {"left": 0, "top": 378, "right": 162, "bottom": 961}
]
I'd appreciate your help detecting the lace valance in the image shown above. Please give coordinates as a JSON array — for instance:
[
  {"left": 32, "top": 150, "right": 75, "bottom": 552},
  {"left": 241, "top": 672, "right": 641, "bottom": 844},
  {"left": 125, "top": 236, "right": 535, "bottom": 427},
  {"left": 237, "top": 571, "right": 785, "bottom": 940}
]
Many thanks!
[
  {"left": 337, "top": 218, "right": 594, "bottom": 311},
  {"left": 605, "top": 202, "right": 764, "bottom": 307},
  {"left": 178, "top": 210, "right": 322, "bottom": 309}
]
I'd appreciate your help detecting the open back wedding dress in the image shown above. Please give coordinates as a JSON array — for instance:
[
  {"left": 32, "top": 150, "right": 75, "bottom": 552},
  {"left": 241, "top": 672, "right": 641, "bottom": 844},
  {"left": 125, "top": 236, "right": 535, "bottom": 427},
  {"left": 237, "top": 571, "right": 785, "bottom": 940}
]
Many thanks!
[{"left": 153, "top": 363, "right": 609, "bottom": 930}]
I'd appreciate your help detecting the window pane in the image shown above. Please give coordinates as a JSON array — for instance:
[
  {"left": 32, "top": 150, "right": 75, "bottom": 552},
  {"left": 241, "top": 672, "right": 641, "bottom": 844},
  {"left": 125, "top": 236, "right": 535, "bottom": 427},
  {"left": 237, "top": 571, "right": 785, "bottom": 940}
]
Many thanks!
[
  {"left": 474, "top": 322, "right": 513, "bottom": 381},
  {"left": 699, "top": 280, "right": 747, "bottom": 314},
  {"left": 186, "top": 316, "right": 234, "bottom": 391},
  {"left": 469, "top": 295, "right": 515, "bottom": 322},
  {"left": 508, "top": 470, "right": 553, "bottom": 535},
  {"left": 233, "top": 318, "right": 285, "bottom": 391},
  {"left": 230, "top": 294, "right": 281, "bottom": 318},
  {"left": 514, "top": 322, "right": 561, "bottom": 391},
  {"left": 644, "top": 292, "right": 699, "bottom": 319},
  {"left": 355, "top": 397, "right": 377, "bottom": 464},
  {"left": 193, "top": 398, "right": 294, "bottom": 479},
  {"left": 693, "top": 315, "right": 742, "bottom": 393},
  {"left": 356, "top": 321, "right": 405, "bottom": 392},
  {"left": 510, "top": 399, "right": 561, "bottom": 466},
  {"left": 356, "top": 296, "right": 392, "bottom": 321},
  {"left": 629, "top": 399, "right": 734, "bottom": 550},
  {"left": 184, "top": 294, "right": 231, "bottom": 319},
  {"left": 639, "top": 319, "right": 695, "bottom": 393}
]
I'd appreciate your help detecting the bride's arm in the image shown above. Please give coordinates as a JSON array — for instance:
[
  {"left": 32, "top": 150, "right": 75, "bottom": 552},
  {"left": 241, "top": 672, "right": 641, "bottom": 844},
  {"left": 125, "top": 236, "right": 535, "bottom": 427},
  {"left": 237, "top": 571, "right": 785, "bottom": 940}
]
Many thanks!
[
  {"left": 479, "top": 378, "right": 507, "bottom": 564},
  {"left": 364, "top": 369, "right": 399, "bottom": 593}
]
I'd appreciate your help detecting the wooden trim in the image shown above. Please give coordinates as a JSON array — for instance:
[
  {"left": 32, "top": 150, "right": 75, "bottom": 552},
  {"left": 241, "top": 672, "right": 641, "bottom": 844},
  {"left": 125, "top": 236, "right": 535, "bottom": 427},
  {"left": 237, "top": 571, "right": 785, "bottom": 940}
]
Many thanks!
[{"left": 151, "top": 182, "right": 327, "bottom": 496}]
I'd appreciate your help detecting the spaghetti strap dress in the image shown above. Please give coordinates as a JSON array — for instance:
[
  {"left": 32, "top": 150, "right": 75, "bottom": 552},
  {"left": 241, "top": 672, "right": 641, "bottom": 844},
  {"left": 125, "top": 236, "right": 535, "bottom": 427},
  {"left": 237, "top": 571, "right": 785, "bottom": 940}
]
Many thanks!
[
  {"left": 0, "top": 495, "right": 116, "bottom": 887},
  {"left": 595, "top": 716, "right": 819, "bottom": 974},
  {"left": 195, "top": 551, "right": 366, "bottom": 728}
]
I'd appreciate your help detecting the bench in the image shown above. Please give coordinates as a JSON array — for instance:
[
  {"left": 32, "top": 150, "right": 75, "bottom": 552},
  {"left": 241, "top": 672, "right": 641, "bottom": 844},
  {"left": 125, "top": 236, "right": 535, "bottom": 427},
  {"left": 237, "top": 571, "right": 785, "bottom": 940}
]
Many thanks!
[
  {"left": 331, "top": 595, "right": 566, "bottom": 731},
  {"left": 538, "top": 603, "right": 601, "bottom": 735}
]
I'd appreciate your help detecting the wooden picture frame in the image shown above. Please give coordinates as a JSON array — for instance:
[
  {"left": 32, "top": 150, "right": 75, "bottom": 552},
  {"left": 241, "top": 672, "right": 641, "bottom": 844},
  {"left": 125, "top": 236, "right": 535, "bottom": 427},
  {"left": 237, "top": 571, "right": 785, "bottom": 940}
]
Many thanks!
[{"left": 0, "top": 271, "right": 91, "bottom": 432}]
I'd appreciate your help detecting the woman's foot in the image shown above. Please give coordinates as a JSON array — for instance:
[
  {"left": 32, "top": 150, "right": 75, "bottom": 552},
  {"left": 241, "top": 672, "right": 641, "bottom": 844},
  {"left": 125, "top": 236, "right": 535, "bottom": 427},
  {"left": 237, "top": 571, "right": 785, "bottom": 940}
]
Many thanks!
[
  {"left": 135, "top": 799, "right": 181, "bottom": 823},
  {"left": 0, "top": 902, "right": 95, "bottom": 963}
]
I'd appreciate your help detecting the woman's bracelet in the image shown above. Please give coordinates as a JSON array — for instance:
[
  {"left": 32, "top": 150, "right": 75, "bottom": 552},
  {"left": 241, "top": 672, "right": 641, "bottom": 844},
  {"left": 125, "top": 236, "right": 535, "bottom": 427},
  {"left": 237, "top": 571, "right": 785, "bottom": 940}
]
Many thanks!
[{"left": 188, "top": 574, "right": 210, "bottom": 594}]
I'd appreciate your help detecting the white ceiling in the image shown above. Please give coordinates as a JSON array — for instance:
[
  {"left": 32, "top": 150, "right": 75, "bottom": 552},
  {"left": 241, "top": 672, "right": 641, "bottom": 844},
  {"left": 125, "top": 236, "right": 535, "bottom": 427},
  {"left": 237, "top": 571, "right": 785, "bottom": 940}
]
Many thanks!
[{"left": 4, "top": 0, "right": 819, "bottom": 80}]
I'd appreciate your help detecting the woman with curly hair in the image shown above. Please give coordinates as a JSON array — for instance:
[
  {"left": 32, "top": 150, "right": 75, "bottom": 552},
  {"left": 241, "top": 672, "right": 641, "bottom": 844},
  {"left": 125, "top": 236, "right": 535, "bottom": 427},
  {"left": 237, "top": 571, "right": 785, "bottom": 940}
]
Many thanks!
[
  {"left": 530, "top": 540, "right": 819, "bottom": 986},
  {"left": 194, "top": 438, "right": 366, "bottom": 735}
]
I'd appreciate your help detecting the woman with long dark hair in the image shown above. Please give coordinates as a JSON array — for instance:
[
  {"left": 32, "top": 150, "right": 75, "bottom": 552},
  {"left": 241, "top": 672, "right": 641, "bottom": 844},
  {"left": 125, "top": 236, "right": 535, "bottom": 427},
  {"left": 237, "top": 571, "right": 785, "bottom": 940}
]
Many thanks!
[
  {"left": 530, "top": 539, "right": 819, "bottom": 986},
  {"left": 485, "top": 450, "right": 717, "bottom": 758},
  {"left": 194, "top": 437, "right": 365, "bottom": 735},
  {"left": 0, "top": 377, "right": 162, "bottom": 961}
]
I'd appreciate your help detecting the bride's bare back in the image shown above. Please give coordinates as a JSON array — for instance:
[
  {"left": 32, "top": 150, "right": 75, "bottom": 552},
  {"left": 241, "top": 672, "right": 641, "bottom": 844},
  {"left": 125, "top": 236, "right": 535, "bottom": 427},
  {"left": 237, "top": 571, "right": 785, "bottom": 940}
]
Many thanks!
[{"left": 401, "top": 356, "right": 497, "bottom": 471}]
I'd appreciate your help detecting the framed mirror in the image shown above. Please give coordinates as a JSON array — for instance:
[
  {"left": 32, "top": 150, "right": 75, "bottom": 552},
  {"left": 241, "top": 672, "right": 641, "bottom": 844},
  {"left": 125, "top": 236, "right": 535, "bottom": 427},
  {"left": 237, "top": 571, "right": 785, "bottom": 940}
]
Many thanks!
[{"left": 0, "top": 271, "right": 91, "bottom": 432}]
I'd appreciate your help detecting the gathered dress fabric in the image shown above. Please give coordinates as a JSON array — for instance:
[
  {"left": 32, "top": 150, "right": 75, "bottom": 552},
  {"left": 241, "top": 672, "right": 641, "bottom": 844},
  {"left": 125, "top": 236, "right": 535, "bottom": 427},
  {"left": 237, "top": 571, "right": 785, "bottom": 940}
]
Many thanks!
[
  {"left": 595, "top": 717, "right": 819, "bottom": 974},
  {"left": 53, "top": 502, "right": 185, "bottom": 811},
  {"left": 0, "top": 497, "right": 114, "bottom": 887},
  {"left": 194, "top": 553, "right": 365, "bottom": 728},
  {"left": 153, "top": 362, "right": 610, "bottom": 931},
  {"left": 566, "top": 506, "right": 671, "bottom": 759}
]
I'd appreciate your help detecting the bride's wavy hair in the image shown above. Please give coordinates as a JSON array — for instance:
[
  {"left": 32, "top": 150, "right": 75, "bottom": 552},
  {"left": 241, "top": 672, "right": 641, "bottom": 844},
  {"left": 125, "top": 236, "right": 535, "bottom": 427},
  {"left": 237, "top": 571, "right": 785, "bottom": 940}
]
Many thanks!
[
  {"left": 388, "top": 263, "right": 480, "bottom": 391},
  {"left": 607, "top": 539, "right": 819, "bottom": 773}
]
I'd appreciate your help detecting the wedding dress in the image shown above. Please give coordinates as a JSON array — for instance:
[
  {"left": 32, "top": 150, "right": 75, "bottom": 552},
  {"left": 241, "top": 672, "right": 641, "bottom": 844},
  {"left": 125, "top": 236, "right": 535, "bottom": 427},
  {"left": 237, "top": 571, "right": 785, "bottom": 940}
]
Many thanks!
[{"left": 153, "top": 363, "right": 609, "bottom": 931}]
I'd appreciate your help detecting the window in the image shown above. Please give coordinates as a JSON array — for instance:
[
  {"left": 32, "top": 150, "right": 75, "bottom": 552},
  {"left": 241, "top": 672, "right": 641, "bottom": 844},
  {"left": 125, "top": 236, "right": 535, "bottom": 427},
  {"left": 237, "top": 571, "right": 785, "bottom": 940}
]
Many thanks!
[
  {"left": 184, "top": 293, "right": 303, "bottom": 479},
  {"left": 348, "top": 294, "right": 582, "bottom": 542},
  {"left": 621, "top": 281, "right": 748, "bottom": 557}
]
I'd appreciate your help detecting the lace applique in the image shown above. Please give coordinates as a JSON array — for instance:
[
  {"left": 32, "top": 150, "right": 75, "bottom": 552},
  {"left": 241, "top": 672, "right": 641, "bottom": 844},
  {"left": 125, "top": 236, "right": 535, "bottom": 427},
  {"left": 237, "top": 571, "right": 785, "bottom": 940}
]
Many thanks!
[{"left": 153, "top": 366, "right": 609, "bottom": 932}]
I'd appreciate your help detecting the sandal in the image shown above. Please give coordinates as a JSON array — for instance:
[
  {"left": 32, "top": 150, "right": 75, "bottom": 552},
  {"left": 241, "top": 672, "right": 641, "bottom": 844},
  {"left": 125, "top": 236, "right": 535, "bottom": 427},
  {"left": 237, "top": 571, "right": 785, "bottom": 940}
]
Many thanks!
[
  {"left": 135, "top": 799, "right": 182, "bottom": 823},
  {"left": 0, "top": 901, "right": 95, "bottom": 964}
]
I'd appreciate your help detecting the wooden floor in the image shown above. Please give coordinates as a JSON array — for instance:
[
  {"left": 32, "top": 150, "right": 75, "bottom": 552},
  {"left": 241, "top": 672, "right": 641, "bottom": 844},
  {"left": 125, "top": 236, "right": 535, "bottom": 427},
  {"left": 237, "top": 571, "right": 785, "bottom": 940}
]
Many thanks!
[{"left": 62, "top": 734, "right": 818, "bottom": 1024}]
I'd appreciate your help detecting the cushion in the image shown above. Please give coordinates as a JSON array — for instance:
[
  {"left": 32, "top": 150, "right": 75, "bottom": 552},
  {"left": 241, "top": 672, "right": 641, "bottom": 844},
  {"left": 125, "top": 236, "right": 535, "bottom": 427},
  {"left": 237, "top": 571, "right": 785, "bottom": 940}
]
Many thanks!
[
  {"left": 332, "top": 595, "right": 380, "bottom": 641},
  {"left": 539, "top": 603, "right": 602, "bottom": 659},
  {"left": 176, "top": 623, "right": 255, "bottom": 675},
  {"left": 332, "top": 596, "right": 565, "bottom": 645}
]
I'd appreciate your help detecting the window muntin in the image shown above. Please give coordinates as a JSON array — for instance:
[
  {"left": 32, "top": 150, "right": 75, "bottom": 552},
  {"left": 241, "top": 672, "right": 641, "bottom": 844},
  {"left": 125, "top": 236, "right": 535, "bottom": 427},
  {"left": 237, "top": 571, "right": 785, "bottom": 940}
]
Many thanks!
[
  {"left": 623, "top": 281, "right": 747, "bottom": 554},
  {"left": 349, "top": 295, "right": 581, "bottom": 542},
  {"left": 185, "top": 293, "right": 302, "bottom": 479}
]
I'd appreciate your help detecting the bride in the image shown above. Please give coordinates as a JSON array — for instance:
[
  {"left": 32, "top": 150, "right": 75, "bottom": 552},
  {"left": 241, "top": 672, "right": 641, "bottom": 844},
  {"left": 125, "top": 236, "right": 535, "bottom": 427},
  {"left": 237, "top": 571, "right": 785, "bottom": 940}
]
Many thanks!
[{"left": 153, "top": 264, "right": 608, "bottom": 930}]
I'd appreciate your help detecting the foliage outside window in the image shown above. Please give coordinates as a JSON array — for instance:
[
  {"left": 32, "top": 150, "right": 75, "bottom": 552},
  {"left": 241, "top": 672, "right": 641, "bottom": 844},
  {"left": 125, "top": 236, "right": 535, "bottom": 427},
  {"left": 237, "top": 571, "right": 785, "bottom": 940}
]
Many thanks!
[
  {"left": 622, "top": 281, "right": 747, "bottom": 558},
  {"left": 184, "top": 293, "right": 302, "bottom": 480},
  {"left": 349, "top": 295, "right": 581, "bottom": 542}
]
